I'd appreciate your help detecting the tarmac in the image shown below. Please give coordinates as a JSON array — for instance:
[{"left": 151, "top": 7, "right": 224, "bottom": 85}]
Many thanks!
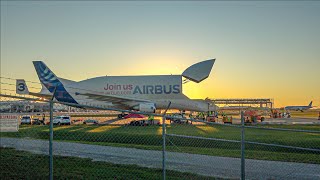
[
  {"left": 1, "top": 137, "right": 319, "bottom": 179},
  {"left": 262, "top": 117, "right": 320, "bottom": 124},
  {"left": 231, "top": 117, "right": 320, "bottom": 125}
]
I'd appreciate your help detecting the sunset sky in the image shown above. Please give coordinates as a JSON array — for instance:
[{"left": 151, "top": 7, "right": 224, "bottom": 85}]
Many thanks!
[{"left": 1, "top": 1, "right": 319, "bottom": 107}]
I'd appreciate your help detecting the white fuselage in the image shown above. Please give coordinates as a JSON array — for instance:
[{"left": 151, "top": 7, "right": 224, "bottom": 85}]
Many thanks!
[
  {"left": 284, "top": 106, "right": 311, "bottom": 111},
  {"left": 60, "top": 75, "right": 217, "bottom": 112}
]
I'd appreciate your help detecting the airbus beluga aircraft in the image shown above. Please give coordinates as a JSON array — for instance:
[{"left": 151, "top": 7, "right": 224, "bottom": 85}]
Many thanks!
[{"left": 16, "top": 59, "right": 218, "bottom": 113}]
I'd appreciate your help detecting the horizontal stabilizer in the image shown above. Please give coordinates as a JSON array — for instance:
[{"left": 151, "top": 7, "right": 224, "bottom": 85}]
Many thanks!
[{"left": 16, "top": 79, "right": 52, "bottom": 99}]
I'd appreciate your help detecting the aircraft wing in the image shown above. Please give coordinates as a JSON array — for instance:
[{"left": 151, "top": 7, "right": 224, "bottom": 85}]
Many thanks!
[{"left": 75, "top": 92, "right": 152, "bottom": 106}]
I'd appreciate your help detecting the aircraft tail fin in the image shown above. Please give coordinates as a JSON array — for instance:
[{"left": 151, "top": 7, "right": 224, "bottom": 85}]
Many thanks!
[
  {"left": 16, "top": 79, "right": 29, "bottom": 95},
  {"left": 33, "top": 61, "right": 62, "bottom": 93},
  {"left": 32, "top": 61, "right": 78, "bottom": 104},
  {"left": 308, "top": 101, "right": 313, "bottom": 107},
  {"left": 182, "top": 59, "right": 215, "bottom": 83}
]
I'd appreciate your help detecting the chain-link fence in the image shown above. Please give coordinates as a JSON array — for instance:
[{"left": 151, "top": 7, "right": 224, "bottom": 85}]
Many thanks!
[
  {"left": 164, "top": 119, "right": 320, "bottom": 179},
  {"left": 1, "top": 77, "right": 320, "bottom": 179}
]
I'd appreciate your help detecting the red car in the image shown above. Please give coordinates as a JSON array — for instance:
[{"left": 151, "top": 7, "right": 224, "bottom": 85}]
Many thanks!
[{"left": 124, "top": 113, "right": 145, "bottom": 119}]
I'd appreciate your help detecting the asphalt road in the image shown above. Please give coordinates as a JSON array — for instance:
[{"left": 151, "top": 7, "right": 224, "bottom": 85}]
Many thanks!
[{"left": 1, "top": 137, "right": 319, "bottom": 179}]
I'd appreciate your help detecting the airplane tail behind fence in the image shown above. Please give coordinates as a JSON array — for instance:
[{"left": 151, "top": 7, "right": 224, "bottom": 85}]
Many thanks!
[
  {"left": 308, "top": 101, "right": 313, "bottom": 107},
  {"left": 32, "top": 61, "right": 78, "bottom": 104},
  {"left": 33, "top": 61, "right": 62, "bottom": 93}
]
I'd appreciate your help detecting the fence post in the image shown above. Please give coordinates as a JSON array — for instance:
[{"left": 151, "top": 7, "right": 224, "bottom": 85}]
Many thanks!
[
  {"left": 49, "top": 100, "right": 53, "bottom": 180},
  {"left": 162, "top": 101, "right": 171, "bottom": 180},
  {"left": 241, "top": 111, "right": 245, "bottom": 180},
  {"left": 49, "top": 86, "right": 57, "bottom": 180},
  {"left": 162, "top": 115, "right": 166, "bottom": 180}
]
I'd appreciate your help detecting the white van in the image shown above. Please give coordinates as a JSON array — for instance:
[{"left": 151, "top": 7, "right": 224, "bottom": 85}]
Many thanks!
[
  {"left": 20, "top": 115, "right": 32, "bottom": 125},
  {"left": 53, "top": 116, "right": 71, "bottom": 125}
]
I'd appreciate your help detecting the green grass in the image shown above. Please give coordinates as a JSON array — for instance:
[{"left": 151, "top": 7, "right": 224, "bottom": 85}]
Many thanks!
[
  {"left": 218, "top": 109, "right": 320, "bottom": 118},
  {"left": 289, "top": 110, "right": 320, "bottom": 118},
  {"left": 1, "top": 124, "right": 319, "bottom": 164},
  {"left": 0, "top": 147, "right": 216, "bottom": 180},
  {"left": 255, "top": 124, "right": 320, "bottom": 130}
]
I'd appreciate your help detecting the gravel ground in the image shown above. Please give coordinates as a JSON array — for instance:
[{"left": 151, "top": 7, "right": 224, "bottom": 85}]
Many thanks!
[{"left": 1, "top": 137, "right": 319, "bottom": 179}]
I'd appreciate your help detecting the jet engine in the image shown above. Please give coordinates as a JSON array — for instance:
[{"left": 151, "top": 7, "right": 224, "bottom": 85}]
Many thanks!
[{"left": 133, "top": 103, "right": 156, "bottom": 113}]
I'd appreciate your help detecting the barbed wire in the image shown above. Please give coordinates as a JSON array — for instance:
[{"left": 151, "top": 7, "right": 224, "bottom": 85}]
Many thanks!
[{"left": 0, "top": 76, "right": 42, "bottom": 84}]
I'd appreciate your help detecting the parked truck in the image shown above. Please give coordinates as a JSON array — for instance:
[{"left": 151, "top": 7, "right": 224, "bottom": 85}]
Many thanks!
[{"left": 244, "top": 110, "right": 265, "bottom": 123}]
